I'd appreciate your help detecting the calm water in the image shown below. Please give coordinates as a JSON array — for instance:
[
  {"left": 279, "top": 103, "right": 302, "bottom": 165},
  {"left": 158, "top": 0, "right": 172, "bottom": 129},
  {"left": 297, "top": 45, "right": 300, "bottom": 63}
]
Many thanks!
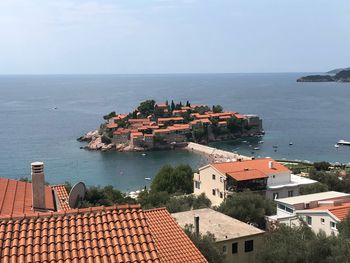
[{"left": 0, "top": 74, "right": 350, "bottom": 191}]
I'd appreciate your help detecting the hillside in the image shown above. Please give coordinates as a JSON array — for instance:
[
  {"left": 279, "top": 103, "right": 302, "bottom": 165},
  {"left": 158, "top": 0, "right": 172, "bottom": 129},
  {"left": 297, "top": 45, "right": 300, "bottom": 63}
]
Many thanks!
[{"left": 297, "top": 69, "right": 350, "bottom": 82}]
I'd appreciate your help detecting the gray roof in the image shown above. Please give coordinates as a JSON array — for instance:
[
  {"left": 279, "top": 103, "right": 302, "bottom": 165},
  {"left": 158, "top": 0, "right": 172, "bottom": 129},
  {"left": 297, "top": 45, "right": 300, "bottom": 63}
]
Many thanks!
[
  {"left": 276, "top": 191, "right": 350, "bottom": 206},
  {"left": 172, "top": 208, "right": 264, "bottom": 242}
]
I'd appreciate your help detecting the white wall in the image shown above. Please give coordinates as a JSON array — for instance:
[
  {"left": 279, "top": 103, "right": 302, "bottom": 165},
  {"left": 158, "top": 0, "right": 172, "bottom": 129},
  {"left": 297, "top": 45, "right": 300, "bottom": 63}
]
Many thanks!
[
  {"left": 298, "top": 212, "right": 339, "bottom": 236},
  {"left": 267, "top": 171, "right": 291, "bottom": 186},
  {"left": 193, "top": 166, "right": 226, "bottom": 206}
]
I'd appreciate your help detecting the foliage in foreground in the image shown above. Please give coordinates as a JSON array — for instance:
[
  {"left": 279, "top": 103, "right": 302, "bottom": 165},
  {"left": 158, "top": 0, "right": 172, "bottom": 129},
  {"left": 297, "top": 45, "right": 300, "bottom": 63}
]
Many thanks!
[
  {"left": 217, "top": 191, "right": 276, "bottom": 228},
  {"left": 257, "top": 221, "right": 350, "bottom": 263},
  {"left": 184, "top": 225, "right": 225, "bottom": 263}
]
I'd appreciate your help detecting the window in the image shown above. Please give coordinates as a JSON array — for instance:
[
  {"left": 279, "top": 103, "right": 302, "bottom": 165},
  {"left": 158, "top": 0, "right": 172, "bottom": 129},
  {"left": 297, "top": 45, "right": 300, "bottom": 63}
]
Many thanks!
[
  {"left": 273, "top": 193, "right": 279, "bottom": 200},
  {"left": 194, "top": 181, "right": 200, "bottom": 189},
  {"left": 306, "top": 216, "right": 312, "bottom": 225},
  {"left": 220, "top": 177, "right": 223, "bottom": 183},
  {"left": 272, "top": 175, "right": 275, "bottom": 178},
  {"left": 330, "top": 222, "right": 337, "bottom": 229},
  {"left": 286, "top": 206, "right": 294, "bottom": 213},
  {"left": 245, "top": 240, "right": 254, "bottom": 252},
  {"left": 321, "top": 218, "right": 325, "bottom": 225},
  {"left": 232, "top": 242, "right": 238, "bottom": 254},
  {"left": 222, "top": 245, "right": 227, "bottom": 254},
  {"left": 220, "top": 192, "right": 223, "bottom": 198},
  {"left": 212, "top": 189, "right": 216, "bottom": 196},
  {"left": 288, "top": 190, "right": 294, "bottom": 197},
  {"left": 305, "top": 203, "right": 310, "bottom": 209},
  {"left": 212, "top": 174, "right": 216, "bottom": 180}
]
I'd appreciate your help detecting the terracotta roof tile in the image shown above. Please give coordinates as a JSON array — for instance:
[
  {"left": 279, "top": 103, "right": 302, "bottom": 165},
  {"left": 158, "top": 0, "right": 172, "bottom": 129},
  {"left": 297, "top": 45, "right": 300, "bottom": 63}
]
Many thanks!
[
  {"left": 51, "top": 185, "right": 71, "bottom": 211},
  {"left": 0, "top": 205, "right": 207, "bottom": 263},
  {"left": 144, "top": 208, "right": 208, "bottom": 263},
  {"left": 0, "top": 178, "right": 55, "bottom": 217}
]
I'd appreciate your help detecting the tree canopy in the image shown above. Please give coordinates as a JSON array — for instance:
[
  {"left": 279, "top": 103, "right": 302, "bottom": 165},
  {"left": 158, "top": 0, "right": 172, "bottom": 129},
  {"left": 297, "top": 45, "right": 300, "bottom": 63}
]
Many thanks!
[
  {"left": 151, "top": 164, "right": 194, "bottom": 194},
  {"left": 217, "top": 191, "right": 275, "bottom": 228},
  {"left": 137, "top": 100, "right": 155, "bottom": 116}
]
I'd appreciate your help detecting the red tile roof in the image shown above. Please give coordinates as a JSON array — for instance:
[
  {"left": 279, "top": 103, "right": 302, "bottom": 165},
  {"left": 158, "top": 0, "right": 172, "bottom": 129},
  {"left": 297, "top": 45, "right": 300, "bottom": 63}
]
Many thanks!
[
  {"left": 0, "top": 178, "right": 55, "bottom": 218},
  {"left": 158, "top": 117, "right": 184, "bottom": 122},
  {"left": 51, "top": 185, "right": 71, "bottom": 211},
  {"left": 311, "top": 203, "right": 350, "bottom": 221},
  {"left": 106, "top": 123, "right": 118, "bottom": 129},
  {"left": 227, "top": 170, "right": 268, "bottom": 181},
  {"left": 144, "top": 208, "right": 208, "bottom": 263},
  {"left": 0, "top": 205, "right": 207, "bottom": 263},
  {"left": 212, "top": 158, "right": 289, "bottom": 181}
]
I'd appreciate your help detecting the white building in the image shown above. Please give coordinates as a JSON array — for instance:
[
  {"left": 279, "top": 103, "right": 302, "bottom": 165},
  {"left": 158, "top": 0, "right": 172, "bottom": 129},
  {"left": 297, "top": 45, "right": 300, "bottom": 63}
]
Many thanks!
[
  {"left": 193, "top": 158, "right": 317, "bottom": 206},
  {"left": 266, "top": 191, "right": 350, "bottom": 236}
]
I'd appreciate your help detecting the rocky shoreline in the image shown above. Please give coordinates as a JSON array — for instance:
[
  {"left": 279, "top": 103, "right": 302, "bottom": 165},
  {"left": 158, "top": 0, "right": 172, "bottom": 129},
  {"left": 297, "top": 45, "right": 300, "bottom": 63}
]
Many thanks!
[{"left": 77, "top": 130, "right": 146, "bottom": 152}]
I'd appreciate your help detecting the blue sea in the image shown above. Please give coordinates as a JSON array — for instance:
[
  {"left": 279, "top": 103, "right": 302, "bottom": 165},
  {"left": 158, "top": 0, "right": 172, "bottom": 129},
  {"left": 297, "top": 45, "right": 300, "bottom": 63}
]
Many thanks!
[{"left": 1, "top": 73, "right": 350, "bottom": 191}]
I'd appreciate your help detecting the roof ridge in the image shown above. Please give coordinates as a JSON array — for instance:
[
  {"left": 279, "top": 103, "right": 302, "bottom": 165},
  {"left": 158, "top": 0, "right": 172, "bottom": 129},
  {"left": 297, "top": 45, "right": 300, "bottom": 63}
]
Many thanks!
[
  {"left": 144, "top": 207, "right": 167, "bottom": 213},
  {"left": 0, "top": 204, "right": 142, "bottom": 221}
]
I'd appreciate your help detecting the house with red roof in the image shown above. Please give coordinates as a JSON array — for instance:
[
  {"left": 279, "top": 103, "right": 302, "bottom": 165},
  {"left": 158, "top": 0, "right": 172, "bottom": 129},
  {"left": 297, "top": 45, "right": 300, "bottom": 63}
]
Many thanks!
[
  {"left": 0, "top": 163, "right": 208, "bottom": 262},
  {"left": 266, "top": 191, "right": 350, "bottom": 236},
  {"left": 193, "top": 158, "right": 317, "bottom": 206}
]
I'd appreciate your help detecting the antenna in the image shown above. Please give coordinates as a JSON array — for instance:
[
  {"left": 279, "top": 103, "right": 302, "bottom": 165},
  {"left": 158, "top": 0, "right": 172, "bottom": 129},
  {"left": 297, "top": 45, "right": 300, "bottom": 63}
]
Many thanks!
[{"left": 68, "top": 182, "right": 86, "bottom": 208}]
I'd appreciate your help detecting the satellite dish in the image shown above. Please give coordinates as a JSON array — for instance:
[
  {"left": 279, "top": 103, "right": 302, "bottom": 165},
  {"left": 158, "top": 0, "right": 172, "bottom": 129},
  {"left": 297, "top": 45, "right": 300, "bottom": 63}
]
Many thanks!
[{"left": 68, "top": 182, "right": 86, "bottom": 208}]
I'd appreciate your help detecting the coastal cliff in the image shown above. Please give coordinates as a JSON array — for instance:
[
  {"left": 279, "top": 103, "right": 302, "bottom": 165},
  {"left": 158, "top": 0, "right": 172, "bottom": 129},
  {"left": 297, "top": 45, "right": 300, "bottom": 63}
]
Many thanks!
[{"left": 297, "top": 69, "right": 350, "bottom": 82}]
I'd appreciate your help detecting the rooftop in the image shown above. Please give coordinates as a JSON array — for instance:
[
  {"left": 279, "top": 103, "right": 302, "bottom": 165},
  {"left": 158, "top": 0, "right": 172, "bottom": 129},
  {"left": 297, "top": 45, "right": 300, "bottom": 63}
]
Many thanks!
[
  {"left": 0, "top": 178, "right": 56, "bottom": 217},
  {"left": 172, "top": 208, "right": 264, "bottom": 242},
  {"left": 211, "top": 158, "right": 290, "bottom": 180},
  {"left": 0, "top": 205, "right": 207, "bottom": 263},
  {"left": 276, "top": 191, "right": 350, "bottom": 206}
]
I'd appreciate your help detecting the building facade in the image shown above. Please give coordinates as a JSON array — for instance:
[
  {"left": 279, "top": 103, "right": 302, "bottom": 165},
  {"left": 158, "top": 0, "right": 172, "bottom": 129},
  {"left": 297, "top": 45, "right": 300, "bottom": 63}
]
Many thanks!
[{"left": 193, "top": 158, "right": 317, "bottom": 206}]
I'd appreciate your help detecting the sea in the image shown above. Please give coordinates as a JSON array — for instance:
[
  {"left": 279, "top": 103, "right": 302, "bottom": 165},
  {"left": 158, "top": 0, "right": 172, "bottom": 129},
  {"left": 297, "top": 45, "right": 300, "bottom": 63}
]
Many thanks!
[{"left": 1, "top": 73, "right": 350, "bottom": 192}]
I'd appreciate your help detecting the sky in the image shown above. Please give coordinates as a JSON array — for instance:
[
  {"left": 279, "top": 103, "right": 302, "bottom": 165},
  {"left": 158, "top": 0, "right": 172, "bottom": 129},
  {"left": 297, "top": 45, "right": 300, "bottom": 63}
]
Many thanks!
[{"left": 0, "top": 0, "right": 349, "bottom": 74}]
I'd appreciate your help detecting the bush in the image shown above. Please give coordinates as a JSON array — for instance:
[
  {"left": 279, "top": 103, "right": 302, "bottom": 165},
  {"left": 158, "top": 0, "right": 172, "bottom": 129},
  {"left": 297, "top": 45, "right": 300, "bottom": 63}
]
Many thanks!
[{"left": 217, "top": 191, "right": 275, "bottom": 228}]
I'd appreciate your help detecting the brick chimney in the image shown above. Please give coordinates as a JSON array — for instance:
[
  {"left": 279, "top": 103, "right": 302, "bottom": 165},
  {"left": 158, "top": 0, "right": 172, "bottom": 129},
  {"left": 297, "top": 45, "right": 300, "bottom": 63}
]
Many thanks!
[{"left": 31, "top": 161, "right": 46, "bottom": 211}]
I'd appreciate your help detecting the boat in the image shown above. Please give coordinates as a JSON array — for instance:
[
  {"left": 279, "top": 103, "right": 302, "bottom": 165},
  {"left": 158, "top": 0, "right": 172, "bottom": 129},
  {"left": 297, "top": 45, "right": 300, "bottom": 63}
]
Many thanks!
[
  {"left": 337, "top": 140, "right": 350, "bottom": 146},
  {"left": 334, "top": 144, "right": 339, "bottom": 148},
  {"left": 141, "top": 153, "right": 146, "bottom": 156},
  {"left": 254, "top": 147, "right": 260, "bottom": 150},
  {"left": 289, "top": 142, "right": 293, "bottom": 146},
  {"left": 145, "top": 177, "right": 151, "bottom": 181},
  {"left": 258, "top": 141, "right": 264, "bottom": 144}
]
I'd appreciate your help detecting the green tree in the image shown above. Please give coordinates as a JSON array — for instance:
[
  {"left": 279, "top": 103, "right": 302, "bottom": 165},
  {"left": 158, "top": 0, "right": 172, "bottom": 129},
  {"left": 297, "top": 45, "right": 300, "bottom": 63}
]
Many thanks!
[
  {"left": 314, "top": 161, "right": 331, "bottom": 171},
  {"left": 299, "top": 182, "right": 328, "bottom": 195},
  {"left": 103, "top": 111, "right": 116, "bottom": 120},
  {"left": 338, "top": 213, "right": 350, "bottom": 239},
  {"left": 151, "top": 164, "right": 194, "bottom": 194},
  {"left": 212, "top": 105, "right": 223, "bottom": 113},
  {"left": 186, "top": 100, "right": 191, "bottom": 107},
  {"left": 137, "top": 100, "right": 155, "bottom": 116},
  {"left": 165, "top": 193, "right": 211, "bottom": 213},
  {"left": 171, "top": 100, "right": 175, "bottom": 111},
  {"left": 217, "top": 191, "right": 275, "bottom": 228},
  {"left": 184, "top": 225, "right": 225, "bottom": 263},
  {"left": 137, "top": 190, "right": 170, "bottom": 209}
]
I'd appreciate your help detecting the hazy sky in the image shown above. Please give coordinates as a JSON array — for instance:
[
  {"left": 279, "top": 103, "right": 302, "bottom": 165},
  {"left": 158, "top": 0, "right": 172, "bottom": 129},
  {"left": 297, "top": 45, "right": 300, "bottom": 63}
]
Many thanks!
[{"left": 1, "top": 0, "right": 349, "bottom": 74}]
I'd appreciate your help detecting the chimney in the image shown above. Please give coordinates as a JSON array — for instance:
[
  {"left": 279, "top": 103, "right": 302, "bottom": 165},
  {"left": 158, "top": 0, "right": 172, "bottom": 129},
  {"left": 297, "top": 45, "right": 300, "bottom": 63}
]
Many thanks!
[
  {"left": 194, "top": 215, "right": 200, "bottom": 237},
  {"left": 31, "top": 161, "right": 46, "bottom": 211},
  {"left": 268, "top": 161, "right": 274, "bottom": 169}
]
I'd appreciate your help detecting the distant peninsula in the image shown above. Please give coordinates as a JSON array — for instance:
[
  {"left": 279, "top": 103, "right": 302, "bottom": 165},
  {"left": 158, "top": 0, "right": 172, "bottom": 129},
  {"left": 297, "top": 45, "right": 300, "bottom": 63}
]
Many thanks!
[
  {"left": 78, "top": 100, "right": 263, "bottom": 152},
  {"left": 297, "top": 68, "right": 350, "bottom": 82}
]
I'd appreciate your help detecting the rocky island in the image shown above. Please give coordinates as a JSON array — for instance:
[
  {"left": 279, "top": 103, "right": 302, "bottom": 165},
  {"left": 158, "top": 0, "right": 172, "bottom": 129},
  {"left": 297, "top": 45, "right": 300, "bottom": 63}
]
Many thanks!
[
  {"left": 78, "top": 100, "right": 263, "bottom": 152},
  {"left": 297, "top": 68, "right": 350, "bottom": 82}
]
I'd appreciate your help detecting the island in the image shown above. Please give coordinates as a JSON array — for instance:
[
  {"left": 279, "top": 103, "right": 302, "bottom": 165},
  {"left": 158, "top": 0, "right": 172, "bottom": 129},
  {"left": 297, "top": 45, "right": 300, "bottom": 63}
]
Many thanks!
[
  {"left": 78, "top": 100, "right": 263, "bottom": 152},
  {"left": 297, "top": 68, "right": 350, "bottom": 82}
]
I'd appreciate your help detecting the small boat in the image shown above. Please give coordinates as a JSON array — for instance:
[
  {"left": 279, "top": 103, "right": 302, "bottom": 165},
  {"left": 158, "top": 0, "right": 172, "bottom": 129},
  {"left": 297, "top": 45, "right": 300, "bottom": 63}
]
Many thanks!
[
  {"left": 334, "top": 144, "right": 339, "bottom": 148},
  {"left": 289, "top": 142, "right": 293, "bottom": 146},
  {"left": 254, "top": 147, "right": 260, "bottom": 150},
  {"left": 242, "top": 140, "right": 248, "bottom": 143},
  {"left": 258, "top": 141, "right": 264, "bottom": 144},
  {"left": 145, "top": 177, "right": 151, "bottom": 181},
  {"left": 337, "top": 140, "right": 350, "bottom": 146},
  {"left": 141, "top": 153, "right": 146, "bottom": 156}
]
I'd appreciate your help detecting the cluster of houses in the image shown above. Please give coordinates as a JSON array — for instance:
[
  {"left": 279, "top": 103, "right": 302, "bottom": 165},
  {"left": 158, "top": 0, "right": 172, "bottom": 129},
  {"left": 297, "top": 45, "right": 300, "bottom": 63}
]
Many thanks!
[
  {"left": 105, "top": 102, "right": 263, "bottom": 149},
  {"left": 193, "top": 157, "right": 350, "bottom": 238}
]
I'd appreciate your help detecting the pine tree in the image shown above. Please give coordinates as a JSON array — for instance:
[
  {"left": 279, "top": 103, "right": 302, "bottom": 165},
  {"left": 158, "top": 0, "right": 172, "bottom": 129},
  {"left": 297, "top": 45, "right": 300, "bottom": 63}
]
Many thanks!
[{"left": 171, "top": 100, "right": 175, "bottom": 111}]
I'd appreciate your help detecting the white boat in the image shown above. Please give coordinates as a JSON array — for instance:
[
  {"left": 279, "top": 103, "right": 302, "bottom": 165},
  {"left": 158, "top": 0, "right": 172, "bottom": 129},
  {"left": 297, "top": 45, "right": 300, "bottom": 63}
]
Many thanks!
[
  {"left": 334, "top": 144, "right": 339, "bottom": 148},
  {"left": 142, "top": 153, "right": 146, "bottom": 156},
  {"left": 289, "top": 142, "right": 293, "bottom": 146},
  {"left": 337, "top": 140, "right": 350, "bottom": 146},
  {"left": 254, "top": 147, "right": 260, "bottom": 150},
  {"left": 145, "top": 177, "right": 151, "bottom": 181}
]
